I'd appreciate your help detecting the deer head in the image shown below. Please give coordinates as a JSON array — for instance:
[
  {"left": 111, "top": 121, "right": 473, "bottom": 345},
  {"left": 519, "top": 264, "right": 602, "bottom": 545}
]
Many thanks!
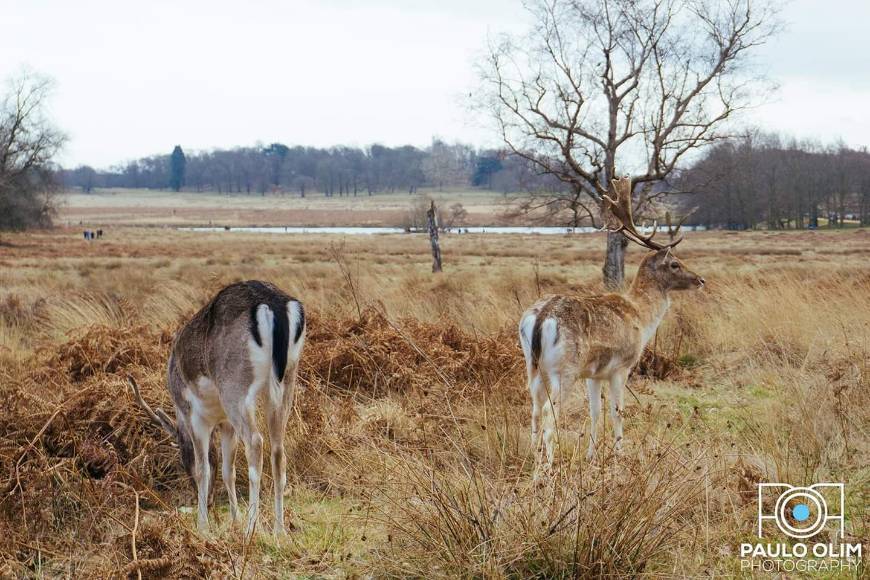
[
  {"left": 603, "top": 177, "right": 704, "bottom": 291},
  {"left": 127, "top": 377, "right": 216, "bottom": 503}
]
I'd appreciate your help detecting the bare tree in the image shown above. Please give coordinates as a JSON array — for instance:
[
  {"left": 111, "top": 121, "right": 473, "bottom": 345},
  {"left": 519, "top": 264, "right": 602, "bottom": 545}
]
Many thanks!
[
  {"left": 478, "top": 0, "right": 778, "bottom": 288},
  {"left": 421, "top": 139, "right": 474, "bottom": 191},
  {"left": 72, "top": 165, "right": 97, "bottom": 193},
  {"left": 0, "top": 71, "right": 66, "bottom": 230},
  {"left": 444, "top": 202, "right": 468, "bottom": 230}
]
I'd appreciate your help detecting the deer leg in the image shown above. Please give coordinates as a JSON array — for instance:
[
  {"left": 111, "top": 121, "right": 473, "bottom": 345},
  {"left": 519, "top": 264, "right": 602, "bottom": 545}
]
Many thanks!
[
  {"left": 267, "top": 370, "right": 296, "bottom": 536},
  {"left": 586, "top": 379, "right": 603, "bottom": 461},
  {"left": 542, "top": 370, "right": 563, "bottom": 467},
  {"left": 219, "top": 423, "right": 239, "bottom": 524},
  {"left": 190, "top": 413, "right": 214, "bottom": 532},
  {"left": 243, "top": 431, "right": 264, "bottom": 537},
  {"left": 528, "top": 371, "right": 545, "bottom": 451},
  {"left": 234, "top": 396, "right": 264, "bottom": 537},
  {"left": 608, "top": 369, "right": 629, "bottom": 453}
]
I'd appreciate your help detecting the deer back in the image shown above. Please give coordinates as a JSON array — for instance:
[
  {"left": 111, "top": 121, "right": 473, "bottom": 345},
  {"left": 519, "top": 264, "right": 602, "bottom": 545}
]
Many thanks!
[
  {"left": 528, "top": 293, "right": 645, "bottom": 376},
  {"left": 172, "top": 280, "right": 303, "bottom": 390}
]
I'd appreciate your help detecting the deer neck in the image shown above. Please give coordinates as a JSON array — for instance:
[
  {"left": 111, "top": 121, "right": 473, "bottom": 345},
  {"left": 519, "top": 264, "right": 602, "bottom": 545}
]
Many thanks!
[{"left": 627, "top": 273, "right": 671, "bottom": 347}]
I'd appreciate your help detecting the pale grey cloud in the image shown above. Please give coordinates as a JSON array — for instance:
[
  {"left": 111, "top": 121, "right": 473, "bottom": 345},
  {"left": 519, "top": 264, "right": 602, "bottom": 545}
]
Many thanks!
[
  {"left": 746, "top": 0, "right": 870, "bottom": 146},
  {"left": 0, "top": 0, "right": 866, "bottom": 167}
]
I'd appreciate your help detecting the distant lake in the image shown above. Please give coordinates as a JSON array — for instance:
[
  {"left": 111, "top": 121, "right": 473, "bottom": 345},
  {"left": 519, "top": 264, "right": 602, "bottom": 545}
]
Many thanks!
[{"left": 182, "top": 225, "right": 706, "bottom": 235}]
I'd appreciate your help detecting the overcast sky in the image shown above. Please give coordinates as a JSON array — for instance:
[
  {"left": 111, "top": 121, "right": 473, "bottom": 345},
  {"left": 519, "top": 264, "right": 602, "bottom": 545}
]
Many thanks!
[{"left": 2, "top": 0, "right": 868, "bottom": 168}]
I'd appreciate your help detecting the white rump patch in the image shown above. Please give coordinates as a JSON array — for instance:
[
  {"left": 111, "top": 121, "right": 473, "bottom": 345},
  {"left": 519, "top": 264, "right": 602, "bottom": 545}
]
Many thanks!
[
  {"left": 248, "top": 304, "right": 274, "bottom": 387},
  {"left": 519, "top": 313, "right": 537, "bottom": 370},
  {"left": 287, "top": 300, "right": 305, "bottom": 365},
  {"left": 538, "top": 318, "right": 563, "bottom": 371}
]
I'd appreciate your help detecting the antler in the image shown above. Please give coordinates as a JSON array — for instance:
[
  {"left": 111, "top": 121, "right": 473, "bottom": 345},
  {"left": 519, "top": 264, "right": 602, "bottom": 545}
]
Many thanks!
[
  {"left": 665, "top": 207, "right": 697, "bottom": 242},
  {"left": 127, "top": 376, "right": 177, "bottom": 437},
  {"left": 602, "top": 176, "right": 682, "bottom": 251}
]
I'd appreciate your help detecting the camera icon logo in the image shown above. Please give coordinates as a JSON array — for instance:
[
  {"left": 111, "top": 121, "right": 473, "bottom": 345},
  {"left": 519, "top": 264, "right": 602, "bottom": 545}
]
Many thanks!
[{"left": 757, "top": 483, "right": 845, "bottom": 539}]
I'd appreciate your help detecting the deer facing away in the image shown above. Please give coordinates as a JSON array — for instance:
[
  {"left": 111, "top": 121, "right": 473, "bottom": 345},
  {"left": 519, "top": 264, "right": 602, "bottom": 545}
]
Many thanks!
[
  {"left": 130, "top": 280, "right": 305, "bottom": 535},
  {"left": 519, "top": 177, "right": 704, "bottom": 465}
]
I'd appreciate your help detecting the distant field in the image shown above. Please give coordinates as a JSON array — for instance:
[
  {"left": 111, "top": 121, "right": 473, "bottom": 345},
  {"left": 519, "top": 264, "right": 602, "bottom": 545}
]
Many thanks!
[{"left": 57, "top": 188, "right": 520, "bottom": 228}]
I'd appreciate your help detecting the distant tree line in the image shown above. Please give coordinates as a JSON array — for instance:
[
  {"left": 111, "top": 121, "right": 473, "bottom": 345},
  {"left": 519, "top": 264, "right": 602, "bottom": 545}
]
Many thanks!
[
  {"left": 58, "top": 140, "right": 563, "bottom": 197},
  {"left": 678, "top": 132, "right": 870, "bottom": 229},
  {"left": 56, "top": 133, "right": 870, "bottom": 234}
]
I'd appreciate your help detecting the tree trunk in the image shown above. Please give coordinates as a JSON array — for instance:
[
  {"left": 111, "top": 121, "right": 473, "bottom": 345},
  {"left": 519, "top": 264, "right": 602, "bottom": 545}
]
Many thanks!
[
  {"left": 603, "top": 231, "right": 628, "bottom": 290},
  {"left": 571, "top": 203, "right": 580, "bottom": 229},
  {"left": 427, "top": 200, "right": 443, "bottom": 273},
  {"left": 861, "top": 190, "right": 869, "bottom": 226}
]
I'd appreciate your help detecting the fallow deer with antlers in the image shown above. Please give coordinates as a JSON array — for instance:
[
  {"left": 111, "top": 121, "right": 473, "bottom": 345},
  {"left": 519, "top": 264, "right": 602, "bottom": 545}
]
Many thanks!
[
  {"left": 129, "top": 280, "right": 305, "bottom": 535},
  {"left": 519, "top": 177, "right": 704, "bottom": 465}
]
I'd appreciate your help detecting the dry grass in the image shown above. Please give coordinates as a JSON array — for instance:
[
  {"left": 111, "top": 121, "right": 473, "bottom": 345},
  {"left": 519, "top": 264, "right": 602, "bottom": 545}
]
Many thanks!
[
  {"left": 57, "top": 188, "right": 520, "bottom": 227},
  {"left": 0, "top": 227, "right": 868, "bottom": 577}
]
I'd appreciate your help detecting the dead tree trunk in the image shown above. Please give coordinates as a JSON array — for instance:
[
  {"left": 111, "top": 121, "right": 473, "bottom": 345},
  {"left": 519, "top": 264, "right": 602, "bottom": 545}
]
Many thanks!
[{"left": 427, "top": 200, "right": 443, "bottom": 273}]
